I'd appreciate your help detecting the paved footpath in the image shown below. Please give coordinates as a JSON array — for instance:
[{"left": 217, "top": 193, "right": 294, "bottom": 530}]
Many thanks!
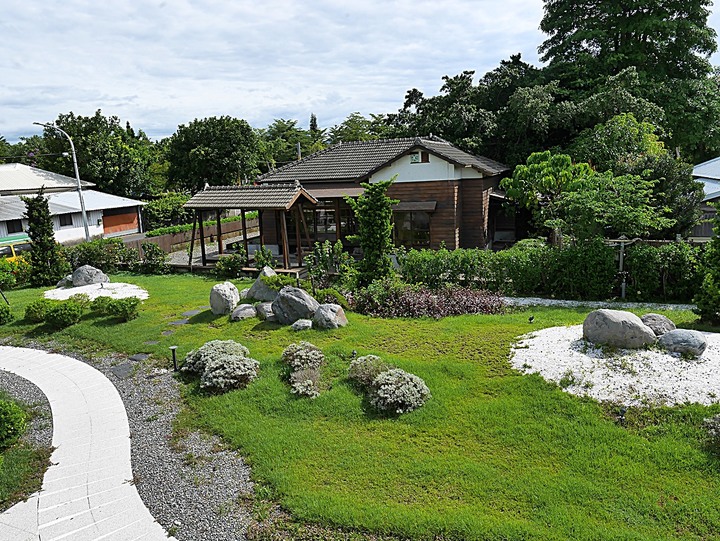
[{"left": 0, "top": 347, "right": 176, "bottom": 541}]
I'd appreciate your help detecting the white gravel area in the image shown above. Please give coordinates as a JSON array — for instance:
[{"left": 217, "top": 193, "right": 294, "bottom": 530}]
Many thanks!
[
  {"left": 44, "top": 282, "right": 149, "bottom": 300},
  {"left": 510, "top": 325, "right": 720, "bottom": 407}
]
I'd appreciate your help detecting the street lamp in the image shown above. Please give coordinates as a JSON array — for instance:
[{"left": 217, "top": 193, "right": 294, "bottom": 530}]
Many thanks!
[{"left": 33, "top": 122, "right": 91, "bottom": 242}]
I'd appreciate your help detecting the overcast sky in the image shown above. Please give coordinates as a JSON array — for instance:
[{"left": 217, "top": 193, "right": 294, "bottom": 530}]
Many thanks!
[{"left": 2, "top": 1, "right": 720, "bottom": 143}]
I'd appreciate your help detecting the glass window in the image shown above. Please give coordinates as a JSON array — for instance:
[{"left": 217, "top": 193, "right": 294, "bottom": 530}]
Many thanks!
[
  {"left": 0, "top": 246, "right": 11, "bottom": 257},
  {"left": 13, "top": 243, "right": 31, "bottom": 254},
  {"left": 59, "top": 213, "right": 73, "bottom": 227},
  {"left": 6, "top": 220, "right": 22, "bottom": 234},
  {"left": 394, "top": 211, "right": 430, "bottom": 248}
]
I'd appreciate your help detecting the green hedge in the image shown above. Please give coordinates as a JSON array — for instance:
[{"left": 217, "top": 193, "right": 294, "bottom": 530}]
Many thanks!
[
  {"left": 144, "top": 211, "right": 258, "bottom": 238},
  {"left": 399, "top": 240, "right": 701, "bottom": 302}
]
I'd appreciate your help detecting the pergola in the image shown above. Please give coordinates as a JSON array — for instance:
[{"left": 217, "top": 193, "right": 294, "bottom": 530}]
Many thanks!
[{"left": 183, "top": 181, "right": 318, "bottom": 269}]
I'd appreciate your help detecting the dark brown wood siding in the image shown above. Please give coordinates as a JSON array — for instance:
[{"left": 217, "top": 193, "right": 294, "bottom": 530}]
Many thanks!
[
  {"left": 387, "top": 180, "right": 460, "bottom": 249},
  {"left": 460, "top": 177, "right": 490, "bottom": 248}
]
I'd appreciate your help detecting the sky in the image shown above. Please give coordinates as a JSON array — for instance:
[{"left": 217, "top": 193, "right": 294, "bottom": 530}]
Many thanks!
[{"left": 2, "top": 0, "right": 720, "bottom": 143}]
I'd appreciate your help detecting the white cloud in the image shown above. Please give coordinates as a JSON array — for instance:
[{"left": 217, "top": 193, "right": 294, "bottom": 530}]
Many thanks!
[{"left": 0, "top": 0, "right": 717, "bottom": 142}]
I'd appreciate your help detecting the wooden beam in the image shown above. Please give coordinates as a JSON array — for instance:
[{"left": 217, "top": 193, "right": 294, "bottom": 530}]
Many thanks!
[
  {"left": 216, "top": 209, "right": 223, "bottom": 255},
  {"left": 241, "top": 208, "right": 249, "bottom": 263},
  {"left": 295, "top": 206, "right": 303, "bottom": 266},
  {"left": 279, "top": 210, "right": 290, "bottom": 269},
  {"left": 199, "top": 211, "right": 207, "bottom": 266},
  {"left": 188, "top": 210, "right": 198, "bottom": 266},
  {"left": 299, "top": 204, "right": 313, "bottom": 248}
]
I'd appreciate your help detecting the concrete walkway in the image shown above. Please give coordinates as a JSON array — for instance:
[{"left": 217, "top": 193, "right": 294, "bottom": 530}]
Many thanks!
[{"left": 0, "top": 347, "right": 175, "bottom": 541}]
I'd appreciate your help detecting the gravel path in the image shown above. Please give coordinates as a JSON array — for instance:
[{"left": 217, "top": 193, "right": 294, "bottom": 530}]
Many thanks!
[
  {"left": 0, "top": 344, "right": 253, "bottom": 541},
  {"left": 0, "top": 370, "right": 52, "bottom": 450}
]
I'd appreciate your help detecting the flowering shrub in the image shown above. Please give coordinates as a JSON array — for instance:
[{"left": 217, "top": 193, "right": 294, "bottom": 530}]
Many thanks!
[
  {"left": 200, "top": 354, "right": 260, "bottom": 392},
  {"left": 289, "top": 368, "right": 321, "bottom": 398},
  {"left": 182, "top": 340, "right": 251, "bottom": 374},
  {"left": 704, "top": 414, "right": 720, "bottom": 443},
  {"left": 0, "top": 399, "right": 25, "bottom": 449},
  {"left": 281, "top": 341, "right": 324, "bottom": 371},
  {"left": 348, "top": 355, "right": 392, "bottom": 389},
  {"left": 369, "top": 368, "right": 431, "bottom": 414},
  {"left": 353, "top": 279, "right": 505, "bottom": 319}
]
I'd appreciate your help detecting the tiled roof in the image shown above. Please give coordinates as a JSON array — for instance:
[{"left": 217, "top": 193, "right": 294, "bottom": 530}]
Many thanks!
[
  {"left": 258, "top": 136, "right": 508, "bottom": 183},
  {"left": 183, "top": 182, "right": 317, "bottom": 210},
  {"left": 0, "top": 163, "right": 94, "bottom": 194},
  {"left": 694, "top": 157, "right": 720, "bottom": 181}
]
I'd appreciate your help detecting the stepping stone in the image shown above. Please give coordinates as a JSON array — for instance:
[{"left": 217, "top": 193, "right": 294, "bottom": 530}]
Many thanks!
[
  {"left": 162, "top": 330, "right": 174, "bottom": 336},
  {"left": 129, "top": 353, "right": 150, "bottom": 362},
  {"left": 110, "top": 362, "right": 134, "bottom": 379},
  {"left": 200, "top": 305, "right": 210, "bottom": 309},
  {"left": 182, "top": 309, "right": 202, "bottom": 317},
  {"left": 143, "top": 340, "right": 159, "bottom": 346},
  {"left": 169, "top": 319, "right": 190, "bottom": 326}
]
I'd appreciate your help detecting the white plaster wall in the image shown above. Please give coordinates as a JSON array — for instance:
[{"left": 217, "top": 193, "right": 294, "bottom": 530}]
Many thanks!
[
  {"left": 53, "top": 210, "right": 104, "bottom": 243},
  {"left": 369, "top": 152, "right": 485, "bottom": 183}
]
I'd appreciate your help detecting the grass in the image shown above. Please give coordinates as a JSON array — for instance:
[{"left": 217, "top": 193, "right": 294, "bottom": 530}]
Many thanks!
[
  {"left": 0, "top": 274, "right": 719, "bottom": 539},
  {"left": 0, "top": 390, "right": 52, "bottom": 511}
]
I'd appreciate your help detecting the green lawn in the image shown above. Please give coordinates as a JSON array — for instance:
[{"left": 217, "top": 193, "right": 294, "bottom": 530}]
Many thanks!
[{"left": 1, "top": 274, "right": 719, "bottom": 539}]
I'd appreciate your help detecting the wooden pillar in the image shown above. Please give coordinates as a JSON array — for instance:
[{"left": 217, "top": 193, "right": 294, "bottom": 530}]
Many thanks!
[
  {"left": 295, "top": 206, "right": 303, "bottom": 266},
  {"left": 299, "top": 205, "right": 313, "bottom": 248},
  {"left": 241, "top": 208, "right": 249, "bottom": 263},
  {"left": 335, "top": 199, "right": 341, "bottom": 242},
  {"left": 199, "top": 210, "right": 207, "bottom": 266},
  {"left": 279, "top": 210, "right": 290, "bottom": 269},
  {"left": 258, "top": 209, "right": 265, "bottom": 246},
  {"left": 216, "top": 209, "right": 223, "bottom": 255},
  {"left": 188, "top": 210, "right": 198, "bottom": 266}
]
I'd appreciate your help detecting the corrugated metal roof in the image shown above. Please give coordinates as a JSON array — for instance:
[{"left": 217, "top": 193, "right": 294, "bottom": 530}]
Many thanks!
[
  {"left": 0, "top": 190, "right": 143, "bottom": 222},
  {"left": 694, "top": 157, "right": 720, "bottom": 181},
  {"left": 0, "top": 163, "right": 95, "bottom": 194},
  {"left": 0, "top": 196, "right": 76, "bottom": 221},
  {"left": 258, "top": 136, "right": 509, "bottom": 183},
  {"left": 697, "top": 177, "right": 720, "bottom": 202},
  {"left": 184, "top": 182, "right": 317, "bottom": 210}
]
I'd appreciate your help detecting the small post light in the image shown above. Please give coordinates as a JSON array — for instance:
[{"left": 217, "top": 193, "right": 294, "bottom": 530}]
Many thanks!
[{"left": 170, "top": 346, "right": 178, "bottom": 371}]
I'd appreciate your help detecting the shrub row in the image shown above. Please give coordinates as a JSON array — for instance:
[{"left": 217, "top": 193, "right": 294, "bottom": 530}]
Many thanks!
[
  {"left": 399, "top": 239, "right": 702, "bottom": 302},
  {"left": 23, "top": 295, "right": 141, "bottom": 329},
  {"left": 144, "top": 212, "right": 257, "bottom": 238},
  {"left": 61, "top": 239, "right": 169, "bottom": 275}
]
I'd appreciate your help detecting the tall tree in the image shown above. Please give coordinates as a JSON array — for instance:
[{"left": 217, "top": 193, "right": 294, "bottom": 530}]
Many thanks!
[
  {"left": 327, "top": 113, "right": 391, "bottom": 144},
  {"left": 38, "top": 110, "right": 156, "bottom": 198},
  {"left": 539, "top": 0, "right": 717, "bottom": 84},
  {"left": 22, "top": 189, "right": 69, "bottom": 286},
  {"left": 166, "top": 116, "right": 260, "bottom": 193}
]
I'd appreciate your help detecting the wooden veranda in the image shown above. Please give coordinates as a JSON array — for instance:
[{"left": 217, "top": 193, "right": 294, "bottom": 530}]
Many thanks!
[{"left": 183, "top": 181, "right": 318, "bottom": 269}]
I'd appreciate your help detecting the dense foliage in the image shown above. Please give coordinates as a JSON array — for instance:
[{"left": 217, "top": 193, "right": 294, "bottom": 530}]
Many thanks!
[
  {"left": 694, "top": 203, "right": 720, "bottom": 323},
  {"left": 62, "top": 238, "right": 137, "bottom": 273},
  {"left": 0, "top": 400, "right": 26, "bottom": 449},
  {"left": 142, "top": 192, "right": 193, "bottom": 230}
]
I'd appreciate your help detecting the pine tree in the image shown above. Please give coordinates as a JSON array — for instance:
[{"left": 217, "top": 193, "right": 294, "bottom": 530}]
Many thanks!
[{"left": 22, "top": 188, "right": 69, "bottom": 286}]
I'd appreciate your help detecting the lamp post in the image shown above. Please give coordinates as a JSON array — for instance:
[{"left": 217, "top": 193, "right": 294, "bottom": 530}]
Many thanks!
[{"left": 33, "top": 122, "right": 91, "bottom": 242}]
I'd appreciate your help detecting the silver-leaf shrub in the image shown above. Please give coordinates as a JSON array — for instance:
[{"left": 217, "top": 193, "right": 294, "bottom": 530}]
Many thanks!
[
  {"left": 348, "top": 355, "right": 392, "bottom": 389},
  {"left": 704, "top": 414, "right": 720, "bottom": 442},
  {"left": 200, "top": 354, "right": 260, "bottom": 392},
  {"left": 369, "top": 368, "right": 431, "bottom": 414},
  {"left": 289, "top": 368, "right": 321, "bottom": 398},
  {"left": 281, "top": 341, "right": 324, "bottom": 371},
  {"left": 182, "top": 340, "right": 250, "bottom": 374}
]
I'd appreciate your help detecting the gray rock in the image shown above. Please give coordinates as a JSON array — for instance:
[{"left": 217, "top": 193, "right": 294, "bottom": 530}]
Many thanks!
[
  {"left": 271, "top": 286, "right": 320, "bottom": 325},
  {"left": 291, "top": 319, "right": 313, "bottom": 331},
  {"left": 246, "top": 266, "right": 278, "bottom": 301},
  {"left": 56, "top": 274, "right": 73, "bottom": 288},
  {"left": 658, "top": 329, "right": 707, "bottom": 357},
  {"left": 583, "top": 309, "right": 656, "bottom": 349},
  {"left": 209, "top": 281, "right": 240, "bottom": 315},
  {"left": 239, "top": 288, "right": 251, "bottom": 299},
  {"left": 313, "top": 303, "right": 348, "bottom": 330},
  {"left": 255, "top": 302, "right": 276, "bottom": 322},
  {"left": 641, "top": 313, "right": 676, "bottom": 336},
  {"left": 230, "top": 303, "right": 256, "bottom": 321},
  {"left": 72, "top": 265, "right": 109, "bottom": 287}
]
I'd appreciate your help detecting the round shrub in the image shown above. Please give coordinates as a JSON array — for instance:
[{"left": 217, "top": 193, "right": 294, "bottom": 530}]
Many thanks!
[
  {"left": 45, "top": 300, "right": 83, "bottom": 329},
  {"left": 281, "top": 341, "right": 324, "bottom": 371},
  {"left": 289, "top": 368, "right": 321, "bottom": 398},
  {"left": 200, "top": 355, "right": 260, "bottom": 392},
  {"left": 369, "top": 368, "right": 431, "bottom": 414},
  {"left": 182, "top": 339, "right": 251, "bottom": 374},
  {"left": 0, "top": 303, "right": 14, "bottom": 325},
  {"left": 107, "top": 297, "right": 141, "bottom": 322},
  {"left": 90, "top": 295, "right": 113, "bottom": 315},
  {"left": 24, "top": 299, "right": 56, "bottom": 323},
  {"left": 348, "top": 355, "right": 392, "bottom": 389},
  {"left": 68, "top": 293, "right": 92, "bottom": 310},
  {"left": 0, "top": 399, "right": 26, "bottom": 449}
]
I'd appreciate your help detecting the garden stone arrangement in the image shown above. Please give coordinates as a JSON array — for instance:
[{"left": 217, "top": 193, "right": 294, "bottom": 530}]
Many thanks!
[
  {"left": 511, "top": 309, "right": 717, "bottom": 406},
  {"left": 45, "top": 264, "right": 149, "bottom": 301},
  {"left": 208, "top": 274, "right": 348, "bottom": 330}
]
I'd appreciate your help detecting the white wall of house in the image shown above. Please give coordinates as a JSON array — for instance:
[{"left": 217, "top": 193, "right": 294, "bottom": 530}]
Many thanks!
[
  {"left": 52, "top": 210, "right": 104, "bottom": 243},
  {"left": 369, "top": 152, "right": 485, "bottom": 183}
]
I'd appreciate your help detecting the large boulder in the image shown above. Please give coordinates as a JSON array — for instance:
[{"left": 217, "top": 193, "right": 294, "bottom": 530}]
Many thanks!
[
  {"left": 658, "top": 329, "right": 707, "bottom": 357},
  {"left": 255, "top": 302, "right": 276, "bottom": 322},
  {"left": 230, "top": 303, "right": 256, "bottom": 321},
  {"left": 313, "top": 303, "right": 348, "bottom": 330},
  {"left": 210, "top": 281, "right": 240, "bottom": 315},
  {"left": 72, "top": 265, "right": 109, "bottom": 287},
  {"left": 57, "top": 274, "right": 73, "bottom": 288},
  {"left": 583, "top": 309, "right": 656, "bottom": 349},
  {"left": 641, "top": 313, "right": 676, "bottom": 337},
  {"left": 271, "top": 286, "right": 320, "bottom": 325},
  {"left": 247, "top": 266, "right": 279, "bottom": 301},
  {"left": 292, "top": 319, "right": 313, "bottom": 331}
]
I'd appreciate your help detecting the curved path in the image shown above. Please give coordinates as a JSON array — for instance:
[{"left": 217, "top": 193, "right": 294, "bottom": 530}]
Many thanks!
[{"left": 0, "top": 347, "right": 175, "bottom": 541}]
